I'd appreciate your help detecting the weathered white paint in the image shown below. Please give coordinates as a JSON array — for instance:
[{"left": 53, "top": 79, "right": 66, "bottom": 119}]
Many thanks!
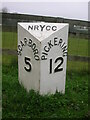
[{"left": 18, "top": 22, "right": 69, "bottom": 95}]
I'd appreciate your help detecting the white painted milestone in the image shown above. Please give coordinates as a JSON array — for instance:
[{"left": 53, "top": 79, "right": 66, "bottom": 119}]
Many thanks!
[{"left": 18, "top": 22, "right": 69, "bottom": 95}]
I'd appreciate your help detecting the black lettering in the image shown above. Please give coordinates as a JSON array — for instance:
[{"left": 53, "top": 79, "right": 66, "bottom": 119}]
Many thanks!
[
  {"left": 28, "top": 39, "right": 32, "bottom": 47},
  {"left": 61, "top": 42, "right": 65, "bottom": 48},
  {"left": 18, "top": 44, "right": 22, "bottom": 51},
  {"left": 41, "top": 55, "right": 47, "bottom": 60},
  {"left": 33, "top": 49, "right": 38, "bottom": 55},
  {"left": 54, "top": 37, "right": 58, "bottom": 45},
  {"left": 52, "top": 26, "right": 57, "bottom": 31},
  {"left": 49, "top": 57, "right": 64, "bottom": 74},
  {"left": 24, "top": 57, "right": 31, "bottom": 72},
  {"left": 24, "top": 37, "right": 28, "bottom": 46},
  {"left": 28, "top": 25, "right": 33, "bottom": 30},
  {"left": 50, "top": 59, "right": 52, "bottom": 74},
  {"left": 20, "top": 40, "right": 25, "bottom": 47},
  {"left": 34, "top": 25, "right": 39, "bottom": 30},
  {"left": 54, "top": 57, "right": 63, "bottom": 73},
  {"left": 46, "top": 26, "right": 51, "bottom": 31},
  {"left": 32, "top": 43, "right": 36, "bottom": 50},
  {"left": 34, "top": 55, "right": 40, "bottom": 61},
  {"left": 40, "top": 25, "right": 45, "bottom": 31},
  {"left": 62, "top": 45, "right": 67, "bottom": 53},
  {"left": 63, "top": 52, "right": 67, "bottom": 57},
  {"left": 18, "top": 50, "right": 22, "bottom": 56},
  {"left": 58, "top": 38, "right": 63, "bottom": 46},
  {"left": 44, "top": 46, "right": 50, "bottom": 52},
  {"left": 48, "top": 40, "right": 53, "bottom": 49}
]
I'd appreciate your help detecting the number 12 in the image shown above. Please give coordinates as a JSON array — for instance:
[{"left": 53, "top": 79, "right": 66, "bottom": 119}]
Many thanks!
[{"left": 50, "top": 57, "right": 64, "bottom": 74}]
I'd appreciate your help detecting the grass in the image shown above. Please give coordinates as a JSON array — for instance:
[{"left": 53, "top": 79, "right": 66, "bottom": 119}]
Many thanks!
[
  {"left": 2, "top": 32, "right": 17, "bottom": 50},
  {"left": 68, "top": 37, "right": 88, "bottom": 56},
  {"left": 2, "top": 32, "right": 88, "bottom": 56},
  {"left": 2, "top": 55, "right": 17, "bottom": 65},
  {"left": 67, "top": 61, "right": 88, "bottom": 72},
  {"left": 2, "top": 64, "right": 89, "bottom": 119},
  {"left": 0, "top": 64, "right": 2, "bottom": 120}
]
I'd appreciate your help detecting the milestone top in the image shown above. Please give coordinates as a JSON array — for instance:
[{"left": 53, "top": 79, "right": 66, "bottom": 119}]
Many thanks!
[{"left": 18, "top": 22, "right": 69, "bottom": 41}]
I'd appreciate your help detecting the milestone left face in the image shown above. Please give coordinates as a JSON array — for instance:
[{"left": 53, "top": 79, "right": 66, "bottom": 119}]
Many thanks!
[{"left": 18, "top": 24, "right": 40, "bottom": 92}]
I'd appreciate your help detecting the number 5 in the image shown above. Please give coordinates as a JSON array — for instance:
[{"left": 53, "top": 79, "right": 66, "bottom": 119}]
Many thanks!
[{"left": 24, "top": 56, "right": 32, "bottom": 72}]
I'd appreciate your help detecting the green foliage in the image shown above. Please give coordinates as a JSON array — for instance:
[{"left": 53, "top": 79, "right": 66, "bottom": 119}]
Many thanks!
[{"left": 2, "top": 65, "right": 88, "bottom": 119}]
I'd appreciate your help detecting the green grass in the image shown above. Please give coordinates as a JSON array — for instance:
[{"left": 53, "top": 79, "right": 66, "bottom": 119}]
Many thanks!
[
  {"left": 2, "top": 32, "right": 17, "bottom": 50},
  {"left": 67, "top": 61, "right": 88, "bottom": 72},
  {"left": 2, "top": 64, "right": 88, "bottom": 119},
  {"left": 2, "top": 32, "right": 88, "bottom": 56},
  {"left": 68, "top": 37, "right": 88, "bottom": 56},
  {"left": 2, "top": 55, "right": 17, "bottom": 65},
  {"left": 0, "top": 64, "right": 1, "bottom": 108}
]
